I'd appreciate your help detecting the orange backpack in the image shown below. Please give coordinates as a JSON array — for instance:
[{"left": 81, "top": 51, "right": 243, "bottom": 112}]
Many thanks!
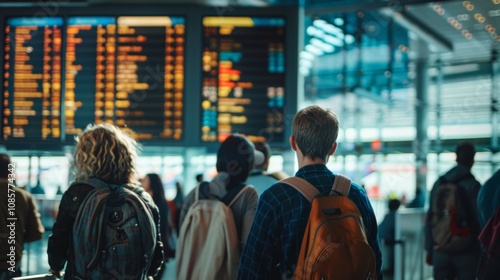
[{"left": 281, "top": 175, "right": 377, "bottom": 280}]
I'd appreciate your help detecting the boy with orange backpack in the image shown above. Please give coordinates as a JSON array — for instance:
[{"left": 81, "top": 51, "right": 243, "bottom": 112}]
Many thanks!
[{"left": 237, "top": 105, "right": 382, "bottom": 279}]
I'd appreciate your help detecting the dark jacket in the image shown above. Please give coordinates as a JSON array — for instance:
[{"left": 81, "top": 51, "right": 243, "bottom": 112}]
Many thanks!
[
  {"left": 425, "top": 164, "right": 481, "bottom": 257},
  {"left": 0, "top": 180, "right": 44, "bottom": 270},
  {"left": 477, "top": 169, "right": 500, "bottom": 228},
  {"left": 47, "top": 180, "right": 164, "bottom": 279}
]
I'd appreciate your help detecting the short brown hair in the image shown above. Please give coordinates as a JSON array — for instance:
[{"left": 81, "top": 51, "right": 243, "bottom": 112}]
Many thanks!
[
  {"left": 73, "top": 124, "right": 140, "bottom": 185},
  {"left": 292, "top": 105, "right": 340, "bottom": 161}
]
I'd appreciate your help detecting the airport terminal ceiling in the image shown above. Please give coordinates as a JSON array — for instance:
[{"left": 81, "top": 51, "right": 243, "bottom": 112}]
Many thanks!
[
  {"left": 0, "top": 0, "right": 498, "bottom": 157},
  {"left": 299, "top": 0, "right": 499, "bottom": 156}
]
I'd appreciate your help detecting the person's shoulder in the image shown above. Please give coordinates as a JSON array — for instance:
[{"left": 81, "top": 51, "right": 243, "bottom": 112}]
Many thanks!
[
  {"left": 14, "top": 185, "right": 29, "bottom": 194},
  {"left": 483, "top": 170, "right": 500, "bottom": 188},
  {"left": 347, "top": 182, "right": 368, "bottom": 199},
  {"left": 242, "top": 184, "right": 259, "bottom": 197},
  {"left": 13, "top": 186, "right": 33, "bottom": 202},
  {"left": 260, "top": 180, "right": 302, "bottom": 204},
  {"left": 346, "top": 182, "right": 374, "bottom": 210},
  {"left": 66, "top": 180, "right": 95, "bottom": 193}
]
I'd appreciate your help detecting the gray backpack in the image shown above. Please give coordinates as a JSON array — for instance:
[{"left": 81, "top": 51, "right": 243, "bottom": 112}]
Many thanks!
[
  {"left": 72, "top": 178, "right": 157, "bottom": 280},
  {"left": 430, "top": 176, "right": 477, "bottom": 253}
]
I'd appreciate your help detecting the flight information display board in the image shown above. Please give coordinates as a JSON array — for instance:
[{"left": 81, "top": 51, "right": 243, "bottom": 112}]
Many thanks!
[
  {"left": 65, "top": 17, "right": 116, "bottom": 136},
  {"left": 201, "top": 17, "right": 286, "bottom": 143},
  {"left": 2, "top": 17, "right": 63, "bottom": 141},
  {"left": 65, "top": 16, "right": 185, "bottom": 141}
]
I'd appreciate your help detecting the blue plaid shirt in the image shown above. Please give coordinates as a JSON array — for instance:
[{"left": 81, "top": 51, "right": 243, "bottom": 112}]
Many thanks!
[{"left": 237, "top": 164, "right": 383, "bottom": 279}]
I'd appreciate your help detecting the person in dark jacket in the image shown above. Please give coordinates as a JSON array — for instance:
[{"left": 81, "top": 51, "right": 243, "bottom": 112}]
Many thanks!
[
  {"left": 237, "top": 105, "right": 382, "bottom": 279},
  {"left": 425, "top": 141, "right": 481, "bottom": 280},
  {"left": 0, "top": 154, "right": 44, "bottom": 280},
  {"left": 477, "top": 169, "right": 500, "bottom": 228},
  {"left": 378, "top": 198, "right": 401, "bottom": 275},
  {"left": 142, "top": 173, "right": 176, "bottom": 279},
  {"left": 47, "top": 124, "right": 164, "bottom": 279}
]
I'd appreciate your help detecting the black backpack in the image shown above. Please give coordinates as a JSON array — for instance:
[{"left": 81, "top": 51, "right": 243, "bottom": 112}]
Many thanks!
[{"left": 71, "top": 178, "right": 157, "bottom": 280}]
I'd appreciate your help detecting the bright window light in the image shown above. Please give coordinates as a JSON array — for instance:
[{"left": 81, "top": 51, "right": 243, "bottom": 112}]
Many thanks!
[
  {"left": 334, "top": 18, "right": 344, "bottom": 26},
  {"left": 305, "top": 44, "right": 324, "bottom": 56},
  {"left": 307, "top": 25, "right": 325, "bottom": 37},
  {"left": 299, "top": 58, "right": 312, "bottom": 68},
  {"left": 300, "top": 50, "right": 315, "bottom": 60},
  {"left": 322, "top": 33, "right": 344, "bottom": 46},
  {"left": 299, "top": 66, "right": 310, "bottom": 75},
  {"left": 310, "top": 38, "right": 335, "bottom": 53},
  {"left": 345, "top": 34, "right": 355, "bottom": 44}
]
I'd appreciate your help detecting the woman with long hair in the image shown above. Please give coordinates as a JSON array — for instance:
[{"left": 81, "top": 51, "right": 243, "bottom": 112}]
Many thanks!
[
  {"left": 47, "top": 124, "right": 164, "bottom": 279},
  {"left": 142, "top": 173, "right": 176, "bottom": 279}
]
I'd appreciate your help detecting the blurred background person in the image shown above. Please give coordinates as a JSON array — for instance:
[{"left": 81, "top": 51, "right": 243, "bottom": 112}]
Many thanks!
[
  {"left": 0, "top": 154, "right": 45, "bottom": 280},
  {"left": 195, "top": 174, "right": 204, "bottom": 184},
  {"left": 142, "top": 173, "right": 176, "bottom": 280},
  {"left": 170, "top": 181, "right": 185, "bottom": 235},
  {"left": 378, "top": 198, "right": 401, "bottom": 276},
  {"left": 246, "top": 141, "right": 279, "bottom": 195},
  {"left": 425, "top": 141, "right": 481, "bottom": 280},
  {"left": 477, "top": 169, "right": 500, "bottom": 228}
]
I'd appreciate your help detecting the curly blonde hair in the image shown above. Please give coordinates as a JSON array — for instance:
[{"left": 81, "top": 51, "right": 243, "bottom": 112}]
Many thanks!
[{"left": 72, "top": 124, "right": 141, "bottom": 185}]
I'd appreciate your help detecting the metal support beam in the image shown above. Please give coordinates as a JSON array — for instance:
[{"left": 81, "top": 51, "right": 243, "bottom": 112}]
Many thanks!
[
  {"left": 491, "top": 50, "right": 499, "bottom": 153},
  {"left": 414, "top": 59, "right": 429, "bottom": 197},
  {"left": 305, "top": 0, "right": 458, "bottom": 16},
  {"left": 352, "top": 87, "right": 393, "bottom": 106},
  {"left": 435, "top": 58, "right": 443, "bottom": 174},
  {"left": 380, "top": 8, "right": 453, "bottom": 53},
  {"left": 354, "top": 94, "right": 362, "bottom": 183}
]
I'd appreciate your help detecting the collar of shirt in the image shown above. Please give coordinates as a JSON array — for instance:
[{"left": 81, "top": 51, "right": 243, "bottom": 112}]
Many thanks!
[{"left": 295, "top": 164, "right": 331, "bottom": 177}]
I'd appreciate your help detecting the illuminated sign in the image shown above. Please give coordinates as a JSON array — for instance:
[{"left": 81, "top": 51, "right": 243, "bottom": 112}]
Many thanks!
[
  {"left": 201, "top": 17, "right": 286, "bottom": 143},
  {"left": 64, "top": 16, "right": 185, "bottom": 141},
  {"left": 2, "top": 17, "right": 63, "bottom": 140}
]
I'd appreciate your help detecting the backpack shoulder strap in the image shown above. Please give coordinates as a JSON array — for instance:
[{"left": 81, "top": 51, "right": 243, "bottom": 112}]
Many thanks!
[
  {"left": 280, "top": 177, "right": 319, "bottom": 203},
  {"left": 331, "top": 174, "right": 352, "bottom": 197},
  {"left": 222, "top": 184, "right": 248, "bottom": 207}
]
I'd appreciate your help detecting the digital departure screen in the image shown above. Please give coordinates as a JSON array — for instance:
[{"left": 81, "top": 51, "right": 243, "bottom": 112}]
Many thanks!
[
  {"left": 2, "top": 17, "right": 63, "bottom": 141},
  {"left": 65, "top": 16, "right": 185, "bottom": 141},
  {"left": 201, "top": 17, "right": 286, "bottom": 143},
  {"left": 65, "top": 17, "right": 116, "bottom": 136},
  {"left": 117, "top": 16, "right": 185, "bottom": 141}
]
